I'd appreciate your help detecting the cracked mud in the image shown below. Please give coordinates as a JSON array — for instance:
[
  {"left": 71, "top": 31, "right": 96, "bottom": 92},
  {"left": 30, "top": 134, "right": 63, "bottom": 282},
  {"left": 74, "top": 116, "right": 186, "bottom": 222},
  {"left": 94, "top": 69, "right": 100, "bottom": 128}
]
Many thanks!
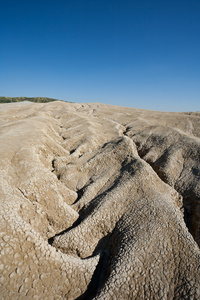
[{"left": 0, "top": 101, "right": 200, "bottom": 299}]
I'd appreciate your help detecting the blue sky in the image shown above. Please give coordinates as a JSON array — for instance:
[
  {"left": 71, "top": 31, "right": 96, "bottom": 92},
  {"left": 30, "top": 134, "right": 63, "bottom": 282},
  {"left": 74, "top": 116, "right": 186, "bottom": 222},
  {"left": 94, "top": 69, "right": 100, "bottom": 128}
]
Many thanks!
[{"left": 0, "top": 0, "right": 200, "bottom": 111}]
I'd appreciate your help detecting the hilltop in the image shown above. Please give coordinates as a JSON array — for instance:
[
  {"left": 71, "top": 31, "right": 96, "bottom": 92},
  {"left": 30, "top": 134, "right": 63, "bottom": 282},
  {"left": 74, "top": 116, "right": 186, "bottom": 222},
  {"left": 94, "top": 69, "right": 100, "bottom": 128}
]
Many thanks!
[{"left": 0, "top": 96, "right": 63, "bottom": 103}]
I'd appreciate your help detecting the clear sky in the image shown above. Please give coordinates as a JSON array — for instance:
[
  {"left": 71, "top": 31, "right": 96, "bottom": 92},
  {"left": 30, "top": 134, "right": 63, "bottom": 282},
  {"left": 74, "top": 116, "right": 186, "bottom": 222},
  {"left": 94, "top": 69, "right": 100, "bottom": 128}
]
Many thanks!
[{"left": 0, "top": 0, "right": 200, "bottom": 112}]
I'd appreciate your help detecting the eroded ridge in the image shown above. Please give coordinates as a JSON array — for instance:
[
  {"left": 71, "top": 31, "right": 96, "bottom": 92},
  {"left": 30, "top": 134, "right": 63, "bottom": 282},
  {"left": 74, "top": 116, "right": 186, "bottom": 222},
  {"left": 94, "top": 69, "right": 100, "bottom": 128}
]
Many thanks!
[{"left": 0, "top": 101, "right": 200, "bottom": 300}]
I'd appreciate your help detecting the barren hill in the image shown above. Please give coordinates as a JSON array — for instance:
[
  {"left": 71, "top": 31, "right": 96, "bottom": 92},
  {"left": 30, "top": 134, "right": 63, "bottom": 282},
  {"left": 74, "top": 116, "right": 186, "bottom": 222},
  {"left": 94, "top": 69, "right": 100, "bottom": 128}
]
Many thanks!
[
  {"left": 0, "top": 97, "right": 61, "bottom": 103},
  {"left": 0, "top": 101, "right": 200, "bottom": 299}
]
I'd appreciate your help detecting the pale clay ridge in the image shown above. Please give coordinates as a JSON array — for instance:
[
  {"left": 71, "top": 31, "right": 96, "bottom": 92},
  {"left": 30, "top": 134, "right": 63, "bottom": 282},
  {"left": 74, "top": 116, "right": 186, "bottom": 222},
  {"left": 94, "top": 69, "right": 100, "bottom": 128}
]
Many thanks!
[{"left": 0, "top": 101, "right": 200, "bottom": 299}]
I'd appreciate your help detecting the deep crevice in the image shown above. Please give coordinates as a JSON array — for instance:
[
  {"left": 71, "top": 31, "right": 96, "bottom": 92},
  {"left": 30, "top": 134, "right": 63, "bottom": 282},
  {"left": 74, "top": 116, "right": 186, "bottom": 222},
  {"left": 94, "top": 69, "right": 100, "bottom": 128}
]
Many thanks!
[
  {"left": 70, "top": 149, "right": 76, "bottom": 155},
  {"left": 48, "top": 216, "right": 83, "bottom": 245},
  {"left": 73, "top": 188, "right": 85, "bottom": 205},
  {"left": 123, "top": 126, "right": 131, "bottom": 137},
  {"left": 51, "top": 158, "right": 56, "bottom": 169},
  {"left": 75, "top": 251, "right": 109, "bottom": 300},
  {"left": 48, "top": 217, "right": 112, "bottom": 299},
  {"left": 176, "top": 190, "right": 200, "bottom": 245},
  {"left": 51, "top": 158, "right": 62, "bottom": 180}
]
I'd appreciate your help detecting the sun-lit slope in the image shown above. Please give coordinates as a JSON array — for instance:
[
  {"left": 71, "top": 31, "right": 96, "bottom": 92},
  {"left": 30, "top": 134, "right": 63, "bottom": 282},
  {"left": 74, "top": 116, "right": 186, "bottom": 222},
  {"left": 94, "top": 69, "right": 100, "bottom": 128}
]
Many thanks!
[{"left": 0, "top": 101, "right": 199, "bottom": 299}]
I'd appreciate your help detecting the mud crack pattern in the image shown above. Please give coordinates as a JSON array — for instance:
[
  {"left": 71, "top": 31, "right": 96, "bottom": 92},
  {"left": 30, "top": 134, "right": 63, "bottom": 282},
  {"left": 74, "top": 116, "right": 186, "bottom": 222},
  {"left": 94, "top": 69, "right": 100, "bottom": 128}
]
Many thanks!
[{"left": 0, "top": 101, "right": 200, "bottom": 299}]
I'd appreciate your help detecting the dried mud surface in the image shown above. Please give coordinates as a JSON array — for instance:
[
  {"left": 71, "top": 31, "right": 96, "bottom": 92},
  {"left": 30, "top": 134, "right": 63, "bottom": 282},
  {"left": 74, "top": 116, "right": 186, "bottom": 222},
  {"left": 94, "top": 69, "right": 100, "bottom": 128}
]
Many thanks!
[{"left": 0, "top": 101, "right": 200, "bottom": 299}]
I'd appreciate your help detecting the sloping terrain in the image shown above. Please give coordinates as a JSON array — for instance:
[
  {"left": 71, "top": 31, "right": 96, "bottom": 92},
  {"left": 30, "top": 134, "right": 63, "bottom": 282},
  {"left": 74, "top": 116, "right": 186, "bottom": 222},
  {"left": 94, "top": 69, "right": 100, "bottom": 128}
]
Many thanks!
[
  {"left": 0, "top": 97, "right": 61, "bottom": 103},
  {"left": 0, "top": 101, "right": 200, "bottom": 299}
]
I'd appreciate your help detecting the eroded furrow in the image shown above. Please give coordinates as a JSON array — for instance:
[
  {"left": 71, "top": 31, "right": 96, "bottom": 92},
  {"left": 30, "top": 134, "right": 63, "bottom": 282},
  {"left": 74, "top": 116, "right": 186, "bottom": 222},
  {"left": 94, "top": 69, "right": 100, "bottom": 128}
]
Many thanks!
[
  {"left": 126, "top": 125, "right": 200, "bottom": 247},
  {"left": 1, "top": 101, "right": 200, "bottom": 300},
  {"left": 48, "top": 109, "right": 200, "bottom": 299}
]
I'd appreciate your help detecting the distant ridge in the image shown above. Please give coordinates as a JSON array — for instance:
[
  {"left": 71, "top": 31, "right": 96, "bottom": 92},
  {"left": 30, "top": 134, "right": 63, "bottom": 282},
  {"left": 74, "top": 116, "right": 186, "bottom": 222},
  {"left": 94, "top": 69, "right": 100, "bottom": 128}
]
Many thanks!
[{"left": 0, "top": 97, "right": 64, "bottom": 103}]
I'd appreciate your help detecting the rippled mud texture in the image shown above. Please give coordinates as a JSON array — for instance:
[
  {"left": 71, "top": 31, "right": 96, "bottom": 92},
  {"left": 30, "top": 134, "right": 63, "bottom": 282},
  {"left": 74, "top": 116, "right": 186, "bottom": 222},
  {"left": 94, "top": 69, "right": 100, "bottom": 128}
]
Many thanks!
[{"left": 0, "top": 101, "right": 200, "bottom": 299}]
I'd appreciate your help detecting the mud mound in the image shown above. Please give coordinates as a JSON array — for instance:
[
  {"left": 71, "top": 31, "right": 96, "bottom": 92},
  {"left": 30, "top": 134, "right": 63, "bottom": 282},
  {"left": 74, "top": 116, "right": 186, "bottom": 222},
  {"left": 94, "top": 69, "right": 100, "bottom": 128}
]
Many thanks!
[{"left": 0, "top": 101, "right": 199, "bottom": 299}]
